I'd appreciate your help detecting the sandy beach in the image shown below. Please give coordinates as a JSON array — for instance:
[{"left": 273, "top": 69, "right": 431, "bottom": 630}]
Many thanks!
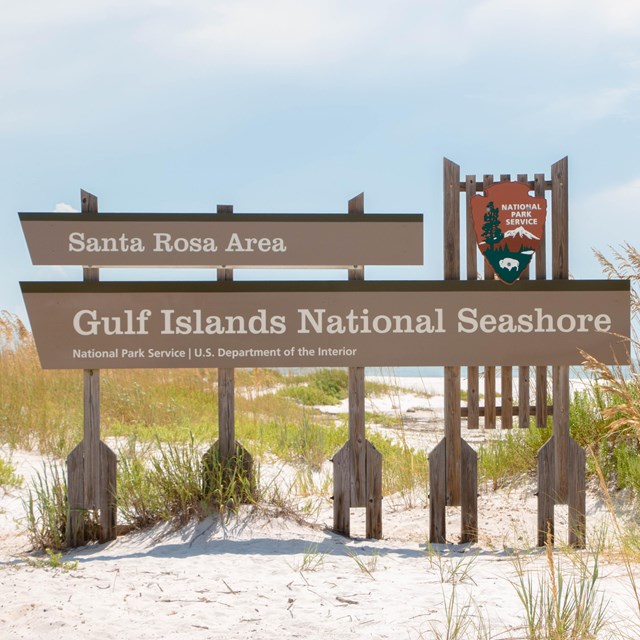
[{"left": 1, "top": 375, "right": 639, "bottom": 639}]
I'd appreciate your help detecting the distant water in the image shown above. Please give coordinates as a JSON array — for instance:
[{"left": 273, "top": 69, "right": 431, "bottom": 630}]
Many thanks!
[{"left": 277, "top": 366, "right": 613, "bottom": 379}]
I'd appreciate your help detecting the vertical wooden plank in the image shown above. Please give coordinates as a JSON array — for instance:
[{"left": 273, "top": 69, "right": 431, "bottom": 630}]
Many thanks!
[
  {"left": 443, "top": 159, "right": 461, "bottom": 505},
  {"left": 348, "top": 193, "right": 367, "bottom": 509},
  {"left": 499, "top": 175, "right": 512, "bottom": 429},
  {"left": 501, "top": 368, "right": 513, "bottom": 429},
  {"left": 99, "top": 442, "right": 117, "bottom": 543},
  {"left": 534, "top": 173, "right": 548, "bottom": 428},
  {"left": 460, "top": 440, "right": 478, "bottom": 543},
  {"left": 465, "top": 176, "right": 479, "bottom": 430},
  {"left": 482, "top": 174, "right": 496, "bottom": 429},
  {"left": 516, "top": 174, "right": 531, "bottom": 428},
  {"left": 551, "top": 157, "right": 569, "bottom": 281},
  {"left": 445, "top": 366, "right": 461, "bottom": 506},
  {"left": 551, "top": 158, "right": 570, "bottom": 504},
  {"left": 553, "top": 366, "right": 570, "bottom": 503},
  {"left": 349, "top": 363, "right": 367, "bottom": 507},
  {"left": 83, "top": 369, "right": 100, "bottom": 508},
  {"left": 217, "top": 204, "right": 235, "bottom": 463},
  {"left": 429, "top": 439, "right": 447, "bottom": 544},
  {"left": 568, "top": 439, "right": 586, "bottom": 548},
  {"left": 537, "top": 437, "right": 555, "bottom": 547},
  {"left": 332, "top": 443, "right": 351, "bottom": 537},
  {"left": 81, "top": 190, "right": 100, "bottom": 510},
  {"left": 444, "top": 160, "right": 460, "bottom": 281},
  {"left": 365, "top": 442, "right": 382, "bottom": 539},
  {"left": 66, "top": 443, "right": 85, "bottom": 548}
]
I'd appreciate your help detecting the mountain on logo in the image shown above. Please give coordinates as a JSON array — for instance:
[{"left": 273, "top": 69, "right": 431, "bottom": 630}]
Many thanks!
[{"left": 503, "top": 226, "right": 539, "bottom": 241}]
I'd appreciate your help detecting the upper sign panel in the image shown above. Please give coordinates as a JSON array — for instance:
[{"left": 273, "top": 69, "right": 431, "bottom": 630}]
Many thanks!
[
  {"left": 19, "top": 213, "right": 423, "bottom": 268},
  {"left": 471, "top": 182, "right": 547, "bottom": 284}
]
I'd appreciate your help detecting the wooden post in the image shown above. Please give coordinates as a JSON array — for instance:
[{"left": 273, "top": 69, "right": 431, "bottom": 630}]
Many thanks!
[
  {"left": 205, "top": 204, "right": 254, "bottom": 499},
  {"left": 517, "top": 174, "right": 531, "bottom": 429},
  {"left": 332, "top": 192, "right": 382, "bottom": 539},
  {"left": 465, "top": 175, "right": 480, "bottom": 430},
  {"left": 443, "top": 160, "right": 461, "bottom": 506},
  {"left": 216, "top": 204, "right": 236, "bottom": 464},
  {"left": 429, "top": 159, "right": 477, "bottom": 544},
  {"left": 534, "top": 173, "right": 548, "bottom": 429},
  {"left": 498, "top": 175, "right": 513, "bottom": 429},
  {"left": 66, "top": 190, "right": 117, "bottom": 547},
  {"left": 551, "top": 158, "right": 570, "bottom": 504},
  {"left": 535, "top": 157, "right": 585, "bottom": 548},
  {"left": 348, "top": 193, "right": 366, "bottom": 509},
  {"left": 483, "top": 174, "right": 496, "bottom": 429}
]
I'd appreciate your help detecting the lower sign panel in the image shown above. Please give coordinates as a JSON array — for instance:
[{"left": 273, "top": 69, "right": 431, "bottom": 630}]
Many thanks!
[{"left": 21, "top": 280, "right": 630, "bottom": 369}]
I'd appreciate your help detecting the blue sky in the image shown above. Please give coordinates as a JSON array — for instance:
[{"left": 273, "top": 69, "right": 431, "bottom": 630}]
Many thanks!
[{"left": 2, "top": 0, "right": 640, "bottom": 320}]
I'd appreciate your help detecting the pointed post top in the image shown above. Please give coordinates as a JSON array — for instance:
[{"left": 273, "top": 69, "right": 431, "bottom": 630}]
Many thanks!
[
  {"left": 80, "top": 190, "right": 98, "bottom": 214},
  {"left": 348, "top": 192, "right": 364, "bottom": 215}
]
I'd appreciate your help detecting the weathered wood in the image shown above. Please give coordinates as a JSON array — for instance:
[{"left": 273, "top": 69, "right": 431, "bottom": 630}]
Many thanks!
[
  {"left": 202, "top": 440, "right": 255, "bottom": 504},
  {"left": 66, "top": 443, "right": 85, "bottom": 548},
  {"left": 551, "top": 157, "right": 569, "bottom": 280},
  {"left": 365, "top": 441, "right": 382, "bottom": 539},
  {"left": 65, "top": 190, "right": 117, "bottom": 547},
  {"left": 217, "top": 368, "right": 235, "bottom": 463},
  {"left": 498, "top": 175, "right": 511, "bottom": 427},
  {"left": 501, "top": 368, "right": 513, "bottom": 429},
  {"left": 534, "top": 173, "right": 548, "bottom": 428},
  {"left": 460, "top": 439, "right": 478, "bottom": 543},
  {"left": 484, "top": 366, "right": 496, "bottom": 429},
  {"left": 465, "top": 175, "right": 479, "bottom": 430},
  {"left": 98, "top": 441, "right": 117, "bottom": 543},
  {"left": 466, "top": 367, "right": 479, "bottom": 430},
  {"left": 347, "top": 193, "right": 367, "bottom": 509},
  {"left": 429, "top": 438, "right": 447, "bottom": 544},
  {"left": 459, "top": 179, "right": 553, "bottom": 192},
  {"left": 443, "top": 160, "right": 462, "bottom": 505},
  {"left": 349, "top": 366, "right": 367, "bottom": 507},
  {"left": 461, "top": 404, "right": 553, "bottom": 418},
  {"left": 551, "top": 159, "right": 570, "bottom": 505},
  {"left": 80, "top": 191, "right": 101, "bottom": 512},
  {"left": 553, "top": 365, "right": 570, "bottom": 503},
  {"left": 83, "top": 368, "right": 101, "bottom": 509},
  {"left": 537, "top": 436, "right": 555, "bottom": 547},
  {"left": 444, "top": 159, "right": 460, "bottom": 280},
  {"left": 482, "top": 175, "right": 496, "bottom": 429},
  {"left": 516, "top": 175, "right": 531, "bottom": 424},
  {"left": 216, "top": 204, "right": 236, "bottom": 464},
  {"left": 445, "top": 366, "right": 461, "bottom": 506},
  {"left": 332, "top": 443, "right": 351, "bottom": 537},
  {"left": 518, "top": 367, "right": 531, "bottom": 428},
  {"left": 568, "top": 438, "right": 586, "bottom": 548}
]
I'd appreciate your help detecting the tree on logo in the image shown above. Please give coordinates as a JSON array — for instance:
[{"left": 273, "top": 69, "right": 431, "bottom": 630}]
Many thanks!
[{"left": 482, "top": 201, "right": 503, "bottom": 248}]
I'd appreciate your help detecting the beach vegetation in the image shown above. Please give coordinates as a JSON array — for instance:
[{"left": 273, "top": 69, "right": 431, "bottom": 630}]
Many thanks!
[{"left": 0, "top": 456, "right": 23, "bottom": 490}]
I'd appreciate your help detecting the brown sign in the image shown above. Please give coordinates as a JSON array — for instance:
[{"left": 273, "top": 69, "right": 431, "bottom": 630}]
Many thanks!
[
  {"left": 21, "top": 280, "right": 629, "bottom": 369},
  {"left": 19, "top": 213, "right": 423, "bottom": 267},
  {"left": 471, "top": 182, "right": 547, "bottom": 284}
]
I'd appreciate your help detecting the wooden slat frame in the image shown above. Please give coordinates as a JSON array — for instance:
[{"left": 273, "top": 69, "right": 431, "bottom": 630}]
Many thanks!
[
  {"left": 465, "top": 176, "right": 480, "bottom": 430},
  {"left": 217, "top": 204, "right": 236, "bottom": 463},
  {"left": 534, "top": 173, "right": 549, "bottom": 428},
  {"left": 444, "top": 159, "right": 462, "bottom": 506},
  {"left": 551, "top": 157, "right": 570, "bottom": 502},
  {"left": 516, "top": 174, "right": 531, "bottom": 429},
  {"left": 482, "top": 174, "right": 496, "bottom": 429}
]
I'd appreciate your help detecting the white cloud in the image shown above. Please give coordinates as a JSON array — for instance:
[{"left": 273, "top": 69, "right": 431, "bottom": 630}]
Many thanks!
[{"left": 54, "top": 203, "right": 79, "bottom": 213}]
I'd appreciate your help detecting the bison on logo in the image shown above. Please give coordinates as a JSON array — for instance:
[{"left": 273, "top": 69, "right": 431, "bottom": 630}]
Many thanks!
[{"left": 471, "top": 182, "right": 547, "bottom": 284}]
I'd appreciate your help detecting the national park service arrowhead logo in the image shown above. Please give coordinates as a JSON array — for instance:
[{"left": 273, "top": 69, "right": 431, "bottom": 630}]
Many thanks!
[{"left": 471, "top": 182, "right": 547, "bottom": 284}]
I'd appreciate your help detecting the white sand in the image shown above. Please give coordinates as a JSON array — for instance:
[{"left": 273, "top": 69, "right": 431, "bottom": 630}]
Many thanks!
[{"left": 1, "top": 380, "right": 639, "bottom": 639}]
